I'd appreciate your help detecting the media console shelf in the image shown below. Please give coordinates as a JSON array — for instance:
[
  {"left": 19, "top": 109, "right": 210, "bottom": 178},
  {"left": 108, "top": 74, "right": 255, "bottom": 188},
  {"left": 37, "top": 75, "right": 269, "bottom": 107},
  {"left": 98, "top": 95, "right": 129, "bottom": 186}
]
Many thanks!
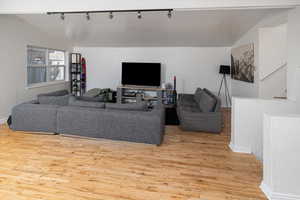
[{"left": 117, "top": 85, "right": 175, "bottom": 105}]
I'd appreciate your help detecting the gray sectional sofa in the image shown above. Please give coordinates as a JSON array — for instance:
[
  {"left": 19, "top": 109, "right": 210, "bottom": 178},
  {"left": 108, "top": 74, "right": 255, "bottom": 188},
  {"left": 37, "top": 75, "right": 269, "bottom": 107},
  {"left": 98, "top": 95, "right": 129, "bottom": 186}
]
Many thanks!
[
  {"left": 11, "top": 90, "right": 165, "bottom": 145},
  {"left": 177, "top": 88, "right": 223, "bottom": 133}
]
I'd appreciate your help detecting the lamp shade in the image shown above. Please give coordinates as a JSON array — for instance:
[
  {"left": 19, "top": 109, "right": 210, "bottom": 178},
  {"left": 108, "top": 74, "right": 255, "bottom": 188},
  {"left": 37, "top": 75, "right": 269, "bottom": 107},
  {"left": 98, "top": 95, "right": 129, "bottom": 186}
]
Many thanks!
[{"left": 219, "top": 65, "right": 231, "bottom": 75}]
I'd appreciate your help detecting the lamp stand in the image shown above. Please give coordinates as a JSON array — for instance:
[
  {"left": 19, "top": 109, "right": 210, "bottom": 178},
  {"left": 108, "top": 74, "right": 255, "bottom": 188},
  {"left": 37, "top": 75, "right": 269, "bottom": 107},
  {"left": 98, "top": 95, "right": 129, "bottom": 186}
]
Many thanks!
[{"left": 218, "top": 74, "right": 231, "bottom": 107}]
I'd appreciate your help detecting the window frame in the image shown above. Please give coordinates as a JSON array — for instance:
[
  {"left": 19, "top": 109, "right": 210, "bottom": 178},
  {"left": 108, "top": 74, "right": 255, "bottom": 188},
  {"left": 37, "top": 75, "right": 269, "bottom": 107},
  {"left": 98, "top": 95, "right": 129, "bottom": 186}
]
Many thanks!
[{"left": 26, "top": 45, "right": 67, "bottom": 89}]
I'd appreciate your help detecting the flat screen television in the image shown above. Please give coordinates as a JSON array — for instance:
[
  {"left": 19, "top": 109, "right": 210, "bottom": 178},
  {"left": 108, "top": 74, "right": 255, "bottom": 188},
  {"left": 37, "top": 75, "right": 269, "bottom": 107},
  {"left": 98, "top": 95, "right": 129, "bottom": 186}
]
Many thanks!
[{"left": 122, "top": 62, "right": 161, "bottom": 87}]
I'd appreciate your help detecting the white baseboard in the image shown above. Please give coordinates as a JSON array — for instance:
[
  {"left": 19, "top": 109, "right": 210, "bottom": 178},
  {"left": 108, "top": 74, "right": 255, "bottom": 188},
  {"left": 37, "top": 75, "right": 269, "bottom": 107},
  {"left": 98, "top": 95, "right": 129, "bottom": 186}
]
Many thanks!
[
  {"left": 229, "top": 142, "right": 251, "bottom": 154},
  {"left": 260, "top": 182, "right": 273, "bottom": 200},
  {"left": 0, "top": 117, "right": 8, "bottom": 125},
  {"left": 260, "top": 181, "right": 300, "bottom": 200}
]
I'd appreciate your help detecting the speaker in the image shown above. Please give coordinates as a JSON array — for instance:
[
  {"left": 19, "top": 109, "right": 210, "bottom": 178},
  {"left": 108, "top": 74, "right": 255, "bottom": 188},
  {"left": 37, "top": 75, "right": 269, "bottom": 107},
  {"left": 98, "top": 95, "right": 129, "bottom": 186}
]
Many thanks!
[{"left": 219, "top": 65, "right": 231, "bottom": 75}]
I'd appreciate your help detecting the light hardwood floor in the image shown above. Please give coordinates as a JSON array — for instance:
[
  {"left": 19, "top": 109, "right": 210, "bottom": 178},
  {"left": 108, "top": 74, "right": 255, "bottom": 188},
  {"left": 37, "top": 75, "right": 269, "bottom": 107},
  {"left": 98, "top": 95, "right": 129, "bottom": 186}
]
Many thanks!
[{"left": 0, "top": 110, "right": 266, "bottom": 200}]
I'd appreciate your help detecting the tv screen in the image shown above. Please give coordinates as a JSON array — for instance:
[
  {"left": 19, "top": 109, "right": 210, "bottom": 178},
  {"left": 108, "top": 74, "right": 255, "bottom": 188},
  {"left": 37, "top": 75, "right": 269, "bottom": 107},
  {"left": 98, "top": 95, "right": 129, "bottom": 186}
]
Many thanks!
[{"left": 122, "top": 62, "right": 161, "bottom": 87}]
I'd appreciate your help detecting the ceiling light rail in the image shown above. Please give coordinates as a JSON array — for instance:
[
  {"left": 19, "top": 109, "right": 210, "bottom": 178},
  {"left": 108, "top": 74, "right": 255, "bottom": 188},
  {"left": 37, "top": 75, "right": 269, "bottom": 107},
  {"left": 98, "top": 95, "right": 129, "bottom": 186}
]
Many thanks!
[{"left": 47, "top": 9, "right": 173, "bottom": 20}]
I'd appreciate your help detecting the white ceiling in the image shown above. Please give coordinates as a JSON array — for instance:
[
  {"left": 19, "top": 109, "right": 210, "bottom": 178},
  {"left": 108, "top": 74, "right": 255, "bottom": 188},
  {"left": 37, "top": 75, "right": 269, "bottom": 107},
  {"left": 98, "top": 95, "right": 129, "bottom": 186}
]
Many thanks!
[
  {"left": 17, "top": 9, "right": 287, "bottom": 47},
  {"left": 1, "top": 0, "right": 299, "bottom": 14}
]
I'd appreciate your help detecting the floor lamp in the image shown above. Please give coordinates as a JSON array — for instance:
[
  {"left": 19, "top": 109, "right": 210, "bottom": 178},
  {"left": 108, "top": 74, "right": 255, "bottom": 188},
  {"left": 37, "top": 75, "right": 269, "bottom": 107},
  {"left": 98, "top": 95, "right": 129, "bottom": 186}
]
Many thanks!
[{"left": 218, "top": 65, "right": 231, "bottom": 107}]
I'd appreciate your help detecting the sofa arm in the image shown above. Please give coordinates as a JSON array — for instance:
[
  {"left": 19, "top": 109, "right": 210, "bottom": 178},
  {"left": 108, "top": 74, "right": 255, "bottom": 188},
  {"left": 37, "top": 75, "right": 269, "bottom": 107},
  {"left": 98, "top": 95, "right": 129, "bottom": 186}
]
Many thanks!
[
  {"left": 11, "top": 103, "right": 59, "bottom": 133},
  {"left": 150, "top": 107, "right": 166, "bottom": 142},
  {"left": 38, "top": 90, "right": 69, "bottom": 97},
  {"left": 21, "top": 99, "right": 39, "bottom": 105},
  {"left": 57, "top": 107, "right": 165, "bottom": 145},
  {"left": 179, "top": 109, "right": 223, "bottom": 133},
  {"left": 119, "top": 108, "right": 165, "bottom": 145}
]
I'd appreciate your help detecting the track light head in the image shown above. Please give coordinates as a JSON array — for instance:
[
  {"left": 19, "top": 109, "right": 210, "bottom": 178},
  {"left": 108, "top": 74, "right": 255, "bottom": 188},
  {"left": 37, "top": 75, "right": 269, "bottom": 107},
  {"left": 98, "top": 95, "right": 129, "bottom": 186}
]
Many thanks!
[
  {"left": 137, "top": 11, "right": 142, "bottom": 19},
  {"left": 60, "top": 13, "right": 65, "bottom": 20},
  {"left": 86, "top": 12, "right": 90, "bottom": 20},
  {"left": 168, "top": 10, "right": 172, "bottom": 19},
  {"left": 109, "top": 12, "right": 113, "bottom": 19}
]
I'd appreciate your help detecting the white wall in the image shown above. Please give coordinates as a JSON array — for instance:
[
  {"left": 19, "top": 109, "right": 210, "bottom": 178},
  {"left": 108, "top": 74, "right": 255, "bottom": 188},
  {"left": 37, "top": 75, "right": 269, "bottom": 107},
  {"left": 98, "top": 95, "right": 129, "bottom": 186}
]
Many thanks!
[
  {"left": 0, "top": 15, "right": 71, "bottom": 121},
  {"left": 259, "top": 66, "right": 287, "bottom": 99},
  {"left": 74, "top": 47, "right": 231, "bottom": 106},
  {"left": 258, "top": 24, "right": 287, "bottom": 99},
  {"left": 231, "top": 11, "right": 288, "bottom": 98},
  {"left": 287, "top": 7, "right": 300, "bottom": 101},
  {"left": 259, "top": 24, "right": 287, "bottom": 80}
]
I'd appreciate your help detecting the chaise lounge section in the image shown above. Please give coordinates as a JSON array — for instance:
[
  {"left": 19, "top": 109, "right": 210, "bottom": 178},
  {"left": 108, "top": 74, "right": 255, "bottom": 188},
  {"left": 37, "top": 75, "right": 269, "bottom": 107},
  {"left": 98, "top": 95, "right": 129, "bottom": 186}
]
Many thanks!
[
  {"left": 57, "top": 105, "right": 164, "bottom": 144},
  {"left": 11, "top": 90, "right": 165, "bottom": 145}
]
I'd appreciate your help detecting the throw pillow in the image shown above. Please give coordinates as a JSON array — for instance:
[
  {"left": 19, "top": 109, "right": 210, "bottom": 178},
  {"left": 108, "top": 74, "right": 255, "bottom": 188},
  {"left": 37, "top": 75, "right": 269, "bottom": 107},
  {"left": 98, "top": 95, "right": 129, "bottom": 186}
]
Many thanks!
[
  {"left": 203, "top": 88, "right": 220, "bottom": 112},
  {"left": 83, "top": 88, "right": 101, "bottom": 97},
  {"left": 198, "top": 90, "right": 217, "bottom": 112},
  {"left": 194, "top": 88, "right": 203, "bottom": 104}
]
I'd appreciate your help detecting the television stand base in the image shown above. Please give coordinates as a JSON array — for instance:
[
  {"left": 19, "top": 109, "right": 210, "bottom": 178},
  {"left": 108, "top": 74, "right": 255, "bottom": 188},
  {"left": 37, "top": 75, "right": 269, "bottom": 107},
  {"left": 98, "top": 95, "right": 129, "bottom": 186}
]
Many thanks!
[{"left": 117, "top": 85, "right": 168, "bottom": 104}]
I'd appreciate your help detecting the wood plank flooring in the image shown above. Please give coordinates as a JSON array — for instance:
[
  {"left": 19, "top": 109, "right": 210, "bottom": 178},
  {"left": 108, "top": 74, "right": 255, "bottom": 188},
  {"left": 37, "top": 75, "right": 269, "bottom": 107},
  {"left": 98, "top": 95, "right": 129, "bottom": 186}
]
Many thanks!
[{"left": 0, "top": 110, "right": 266, "bottom": 200}]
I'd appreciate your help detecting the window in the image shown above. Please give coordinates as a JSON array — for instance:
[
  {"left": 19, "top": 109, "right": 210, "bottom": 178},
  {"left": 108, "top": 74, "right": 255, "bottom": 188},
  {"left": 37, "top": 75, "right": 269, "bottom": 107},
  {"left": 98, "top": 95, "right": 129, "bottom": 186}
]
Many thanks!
[{"left": 27, "top": 46, "right": 66, "bottom": 86}]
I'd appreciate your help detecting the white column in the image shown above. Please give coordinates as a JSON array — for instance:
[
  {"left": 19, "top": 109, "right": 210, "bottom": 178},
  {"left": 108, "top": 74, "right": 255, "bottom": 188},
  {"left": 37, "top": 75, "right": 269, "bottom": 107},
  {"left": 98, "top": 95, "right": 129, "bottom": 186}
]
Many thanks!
[
  {"left": 230, "top": 97, "right": 254, "bottom": 154},
  {"left": 230, "top": 97, "right": 299, "bottom": 160},
  {"left": 260, "top": 114, "right": 300, "bottom": 200}
]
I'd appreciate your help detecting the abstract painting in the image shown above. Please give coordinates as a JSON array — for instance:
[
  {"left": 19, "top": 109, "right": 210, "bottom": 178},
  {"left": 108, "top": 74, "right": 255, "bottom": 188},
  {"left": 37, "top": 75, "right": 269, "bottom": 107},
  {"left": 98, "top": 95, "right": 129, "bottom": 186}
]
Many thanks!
[{"left": 231, "top": 43, "right": 254, "bottom": 83}]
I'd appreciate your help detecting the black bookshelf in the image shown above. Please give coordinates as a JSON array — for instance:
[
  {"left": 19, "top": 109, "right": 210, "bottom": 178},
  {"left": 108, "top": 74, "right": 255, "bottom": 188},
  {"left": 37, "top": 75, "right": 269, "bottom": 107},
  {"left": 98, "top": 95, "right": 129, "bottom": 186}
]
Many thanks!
[{"left": 70, "top": 53, "right": 86, "bottom": 96}]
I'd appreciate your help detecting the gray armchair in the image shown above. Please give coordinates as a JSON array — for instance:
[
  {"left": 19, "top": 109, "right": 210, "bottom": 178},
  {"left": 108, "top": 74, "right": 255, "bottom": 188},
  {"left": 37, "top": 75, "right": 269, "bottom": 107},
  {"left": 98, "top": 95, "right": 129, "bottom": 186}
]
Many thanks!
[{"left": 177, "top": 88, "right": 223, "bottom": 133}]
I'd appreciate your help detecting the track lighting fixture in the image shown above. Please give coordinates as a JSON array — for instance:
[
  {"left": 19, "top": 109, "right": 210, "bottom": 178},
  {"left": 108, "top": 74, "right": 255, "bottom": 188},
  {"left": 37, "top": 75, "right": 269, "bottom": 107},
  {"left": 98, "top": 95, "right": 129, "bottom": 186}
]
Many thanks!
[
  {"left": 168, "top": 10, "right": 172, "bottom": 18},
  {"left": 86, "top": 12, "right": 90, "bottom": 20},
  {"left": 137, "top": 11, "right": 142, "bottom": 19},
  {"left": 109, "top": 12, "right": 113, "bottom": 19},
  {"left": 60, "top": 13, "right": 65, "bottom": 20},
  {"left": 48, "top": 9, "right": 174, "bottom": 20}
]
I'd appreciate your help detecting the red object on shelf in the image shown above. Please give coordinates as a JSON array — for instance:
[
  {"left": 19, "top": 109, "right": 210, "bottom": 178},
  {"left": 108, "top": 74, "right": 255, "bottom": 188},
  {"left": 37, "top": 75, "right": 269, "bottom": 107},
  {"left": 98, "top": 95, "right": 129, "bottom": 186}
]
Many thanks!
[
  {"left": 81, "top": 57, "right": 86, "bottom": 74},
  {"left": 174, "top": 76, "right": 176, "bottom": 90},
  {"left": 81, "top": 57, "right": 87, "bottom": 93}
]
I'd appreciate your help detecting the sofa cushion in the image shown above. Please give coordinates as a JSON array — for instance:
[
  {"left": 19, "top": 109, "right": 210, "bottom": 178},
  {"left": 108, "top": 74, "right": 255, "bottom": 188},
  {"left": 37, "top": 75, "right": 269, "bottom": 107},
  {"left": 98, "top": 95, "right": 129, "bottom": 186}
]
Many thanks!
[
  {"left": 197, "top": 90, "right": 217, "bottom": 112},
  {"left": 68, "top": 96, "right": 105, "bottom": 108},
  {"left": 194, "top": 88, "right": 203, "bottom": 104},
  {"left": 180, "top": 105, "right": 201, "bottom": 113},
  {"left": 178, "top": 94, "right": 197, "bottom": 107},
  {"left": 203, "top": 88, "right": 221, "bottom": 112},
  {"left": 38, "top": 95, "right": 70, "bottom": 106},
  {"left": 106, "top": 102, "right": 148, "bottom": 111}
]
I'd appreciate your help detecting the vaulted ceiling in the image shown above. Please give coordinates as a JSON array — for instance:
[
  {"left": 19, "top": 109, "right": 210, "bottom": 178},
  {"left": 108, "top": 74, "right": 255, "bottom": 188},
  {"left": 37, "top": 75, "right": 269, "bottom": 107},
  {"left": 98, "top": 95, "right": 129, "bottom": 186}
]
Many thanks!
[{"left": 17, "top": 9, "right": 287, "bottom": 47}]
